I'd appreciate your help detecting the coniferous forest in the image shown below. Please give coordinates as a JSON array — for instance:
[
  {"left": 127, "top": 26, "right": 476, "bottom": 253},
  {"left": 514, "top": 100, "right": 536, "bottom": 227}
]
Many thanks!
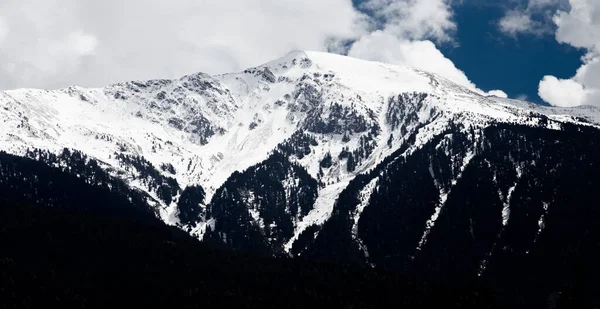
[
  {"left": 0, "top": 151, "right": 500, "bottom": 308},
  {"left": 3, "top": 118, "right": 600, "bottom": 308}
]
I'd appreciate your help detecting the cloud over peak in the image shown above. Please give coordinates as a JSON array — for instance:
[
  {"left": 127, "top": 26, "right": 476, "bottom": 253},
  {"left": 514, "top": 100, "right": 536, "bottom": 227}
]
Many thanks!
[
  {"left": 349, "top": 0, "right": 505, "bottom": 96},
  {"left": 0, "top": 0, "right": 505, "bottom": 98},
  {"left": 0, "top": 0, "right": 364, "bottom": 90}
]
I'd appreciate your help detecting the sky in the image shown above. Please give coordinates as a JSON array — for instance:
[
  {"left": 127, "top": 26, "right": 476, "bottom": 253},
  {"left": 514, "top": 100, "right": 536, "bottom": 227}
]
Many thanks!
[{"left": 0, "top": 0, "right": 598, "bottom": 107}]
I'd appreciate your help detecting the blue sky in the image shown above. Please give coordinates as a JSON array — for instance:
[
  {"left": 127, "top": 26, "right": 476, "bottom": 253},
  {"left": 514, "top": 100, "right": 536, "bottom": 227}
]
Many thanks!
[
  {"left": 353, "top": 0, "right": 585, "bottom": 105},
  {"left": 441, "top": 2, "right": 584, "bottom": 105}
]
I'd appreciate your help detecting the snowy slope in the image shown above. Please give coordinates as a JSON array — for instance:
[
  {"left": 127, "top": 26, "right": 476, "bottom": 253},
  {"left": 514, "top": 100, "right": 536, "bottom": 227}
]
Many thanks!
[{"left": 1, "top": 50, "right": 599, "bottom": 250}]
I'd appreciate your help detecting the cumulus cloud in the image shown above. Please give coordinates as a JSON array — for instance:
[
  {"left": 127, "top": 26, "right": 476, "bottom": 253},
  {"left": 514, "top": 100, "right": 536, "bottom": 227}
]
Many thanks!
[
  {"left": 349, "top": 32, "right": 474, "bottom": 86},
  {"left": 537, "top": 0, "right": 600, "bottom": 107},
  {"left": 553, "top": 1, "right": 600, "bottom": 51},
  {"left": 360, "top": 0, "right": 456, "bottom": 43},
  {"left": 349, "top": 0, "right": 505, "bottom": 96},
  {"left": 0, "top": 0, "right": 365, "bottom": 90},
  {"left": 538, "top": 75, "right": 589, "bottom": 107},
  {"left": 0, "top": 0, "right": 506, "bottom": 98}
]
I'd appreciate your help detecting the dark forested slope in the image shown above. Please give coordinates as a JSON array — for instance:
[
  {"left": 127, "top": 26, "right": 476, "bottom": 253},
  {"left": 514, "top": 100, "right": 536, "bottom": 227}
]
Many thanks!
[{"left": 0, "top": 151, "right": 500, "bottom": 309}]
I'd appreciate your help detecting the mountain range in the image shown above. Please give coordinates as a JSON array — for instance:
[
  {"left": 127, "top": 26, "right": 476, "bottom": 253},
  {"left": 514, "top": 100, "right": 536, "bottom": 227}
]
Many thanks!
[{"left": 1, "top": 50, "right": 599, "bottom": 307}]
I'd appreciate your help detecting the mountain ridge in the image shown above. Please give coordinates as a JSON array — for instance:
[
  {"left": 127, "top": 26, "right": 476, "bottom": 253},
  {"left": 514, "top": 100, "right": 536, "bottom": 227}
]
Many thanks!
[{"left": 1, "top": 50, "right": 599, "bottom": 252}]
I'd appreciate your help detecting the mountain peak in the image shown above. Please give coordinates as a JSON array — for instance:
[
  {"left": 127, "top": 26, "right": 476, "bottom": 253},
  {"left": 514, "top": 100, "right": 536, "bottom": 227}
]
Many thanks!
[
  {"left": 256, "top": 50, "right": 313, "bottom": 74},
  {"left": 251, "top": 50, "right": 436, "bottom": 96}
]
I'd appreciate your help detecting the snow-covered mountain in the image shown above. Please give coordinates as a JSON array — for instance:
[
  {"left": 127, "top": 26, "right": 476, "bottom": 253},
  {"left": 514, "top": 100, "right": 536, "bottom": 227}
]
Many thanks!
[{"left": 2, "top": 51, "right": 600, "bottom": 264}]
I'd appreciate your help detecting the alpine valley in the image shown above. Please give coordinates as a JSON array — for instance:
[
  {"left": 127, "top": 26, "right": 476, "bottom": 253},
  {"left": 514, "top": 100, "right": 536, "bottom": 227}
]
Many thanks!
[{"left": 2, "top": 51, "right": 600, "bottom": 307}]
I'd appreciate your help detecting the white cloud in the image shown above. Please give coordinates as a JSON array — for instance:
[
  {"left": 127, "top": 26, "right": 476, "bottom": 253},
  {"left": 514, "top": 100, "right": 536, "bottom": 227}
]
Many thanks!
[
  {"left": 46, "top": 31, "right": 99, "bottom": 58},
  {"left": 348, "top": 1, "right": 506, "bottom": 97},
  {"left": 499, "top": 10, "right": 536, "bottom": 36},
  {"left": 538, "top": 0, "right": 600, "bottom": 107},
  {"left": 68, "top": 31, "right": 99, "bottom": 56},
  {"left": 497, "top": 0, "right": 564, "bottom": 36},
  {"left": 0, "top": 0, "right": 365, "bottom": 90},
  {"left": 0, "top": 0, "right": 507, "bottom": 99},
  {"left": 553, "top": 1, "right": 600, "bottom": 51},
  {"left": 361, "top": 0, "right": 456, "bottom": 43},
  {"left": 349, "top": 32, "right": 474, "bottom": 87},
  {"left": 0, "top": 17, "right": 8, "bottom": 44},
  {"left": 538, "top": 75, "right": 589, "bottom": 107},
  {"left": 487, "top": 90, "right": 509, "bottom": 98}
]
